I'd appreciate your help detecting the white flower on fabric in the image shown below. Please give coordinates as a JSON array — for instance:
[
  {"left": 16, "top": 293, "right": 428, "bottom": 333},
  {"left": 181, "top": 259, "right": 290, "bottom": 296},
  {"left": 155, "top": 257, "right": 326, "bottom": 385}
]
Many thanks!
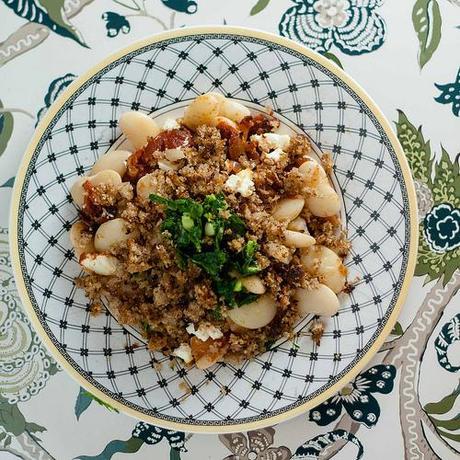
[{"left": 313, "top": 0, "right": 351, "bottom": 28}]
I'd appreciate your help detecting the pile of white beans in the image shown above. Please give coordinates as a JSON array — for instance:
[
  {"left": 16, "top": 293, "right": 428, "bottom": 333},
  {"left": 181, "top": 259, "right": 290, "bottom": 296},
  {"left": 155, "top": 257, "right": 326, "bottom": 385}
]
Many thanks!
[{"left": 69, "top": 93, "right": 346, "bottom": 336}]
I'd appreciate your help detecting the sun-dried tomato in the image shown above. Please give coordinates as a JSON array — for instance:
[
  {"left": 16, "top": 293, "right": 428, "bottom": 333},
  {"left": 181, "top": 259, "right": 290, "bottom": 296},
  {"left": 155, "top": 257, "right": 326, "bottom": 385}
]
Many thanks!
[
  {"left": 239, "top": 113, "right": 280, "bottom": 139},
  {"left": 124, "top": 128, "right": 193, "bottom": 181}
]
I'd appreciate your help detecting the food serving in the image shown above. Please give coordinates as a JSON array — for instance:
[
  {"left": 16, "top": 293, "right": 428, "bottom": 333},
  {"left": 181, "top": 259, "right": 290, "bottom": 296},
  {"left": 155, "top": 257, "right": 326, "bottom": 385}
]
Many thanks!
[{"left": 70, "top": 93, "right": 350, "bottom": 369}]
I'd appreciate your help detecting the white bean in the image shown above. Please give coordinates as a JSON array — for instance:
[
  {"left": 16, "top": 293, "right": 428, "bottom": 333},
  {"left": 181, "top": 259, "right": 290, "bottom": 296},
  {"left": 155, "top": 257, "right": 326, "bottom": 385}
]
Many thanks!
[
  {"left": 306, "top": 182, "right": 341, "bottom": 217},
  {"left": 295, "top": 284, "right": 340, "bottom": 316},
  {"left": 94, "top": 218, "right": 131, "bottom": 252},
  {"left": 227, "top": 294, "right": 277, "bottom": 329},
  {"left": 301, "top": 245, "right": 346, "bottom": 293},
  {"left": 69, "top": 221, "right": 95, "bottom": 258},
  {"left": 272, "top": 196, "right": 305, "bottom": 222},
  {"left": 119, "top": 111, "right": 160, "bottom": 149},
  {"left": 298, "top": 158, "right": 327, "bottom": 187},
  {"left": 206, "top": 92, "right": 226, "bottom": 104},
  {"left": 136, "top": 173, "right": 156, "bottom": 201},
  {"left": 298, "top": 159, "right": 340, "bottom": 217},
  {"left": 71, "top": 170, "right": 122, "bottom": 207},
  {"left": 287, "top": 217, "right": 308, "bottom": 232},
  {"left": 219, "top": 99, "right": 250, "bottom": 123},
  {"left": 70, "top": 177, "right": 87, "bottom": 207},
  {"left": 80, "top": 253, "right": 121, "bottom": 275},
  {"left": 182, "top": 94, "right": 221, "bottom": 129},
  {"left": 241, "top": 275, "right": 266, "bottom": 294},
  {"left": 91, "top": 150, "right": 132, "bottom": 176},
  {"left": 284, "top": 230, "right": 316, "bottom": 248}
]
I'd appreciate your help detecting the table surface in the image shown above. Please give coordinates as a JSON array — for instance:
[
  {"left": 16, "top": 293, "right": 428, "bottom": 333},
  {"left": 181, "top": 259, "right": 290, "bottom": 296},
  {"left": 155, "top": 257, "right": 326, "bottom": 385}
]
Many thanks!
[{"left": 0, "top": 1, "right": 459, "bottom": 459}]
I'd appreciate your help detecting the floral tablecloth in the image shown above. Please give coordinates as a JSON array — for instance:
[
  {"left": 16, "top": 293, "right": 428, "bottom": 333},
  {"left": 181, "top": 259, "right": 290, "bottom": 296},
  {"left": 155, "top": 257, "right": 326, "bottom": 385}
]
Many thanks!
[{"left": 0, "top": 1, "right": 459, "bottom": 459}]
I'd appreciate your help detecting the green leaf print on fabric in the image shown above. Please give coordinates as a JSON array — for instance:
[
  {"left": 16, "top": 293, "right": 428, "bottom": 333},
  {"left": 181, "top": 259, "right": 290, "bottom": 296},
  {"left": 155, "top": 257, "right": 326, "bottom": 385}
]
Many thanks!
[
  {"left": 2, "top": 0, "right": 88, "bottom": 47},
  {"left": 321, "top": 51, "right": 344, "bottom": 69},
  {"left": 75, "top": 388, "right": 94, "bottom": 421},
  {"left": 425, "top": 383, "right": 460, "bottom": 415},
  {"left": 76, "top": 422, "right": 187, "bottom": 460},
  {"left": 75, "top": 387, "right": 119, "bottom": 420},
  {"left": 0, "top": 177, "right": 15, "bottom": 188},
  {"left": 76, "top": 438, "right": 144, "bottom": 460},
  {"left": 0, "top": 397, "right": 26, "bottom": 436},
  {"left": 390, "top": 321, "right": 403, "bottom": 336},
  {"left": 0, "top": 396, "right": 52, "bottom": 457},
  {"left": 395, "top": 110, "right": 433, "bottom": 187},
  {"left": 395, "top": 111, "right": 460, "bottom": 285},
  {"left": 412, "top": 0, "right": 442, "bottom": 69},
  {"left": 250, "top": 0, "right": 271, "bottom": 16},
  {"left": 425, "top": 383, "right": 460, "bottom": 447},
  {"left": 0, "top": 101, "right": 14, "bottom": 158},
  {"left": 435, "top": 68, "right": 460, "bottom": 117}
]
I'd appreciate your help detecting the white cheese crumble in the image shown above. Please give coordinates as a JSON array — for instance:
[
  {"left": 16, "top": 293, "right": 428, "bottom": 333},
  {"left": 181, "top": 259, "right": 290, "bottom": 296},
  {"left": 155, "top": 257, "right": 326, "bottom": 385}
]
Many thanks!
[
  {"left": 162, "top": 118, "right": 180, "bottom": 130},
  {"left": 266, "top": 147, "right": 285, "bottom": 161},
  {"left": 252, "top": 133, "right": 291, "bottom": 151},
  {"left": 172, "top": 343, "right": 193, "bottom": 363},
  {"left": 224, "top": 169, "right": 254, "bottom": 197},
  {"left": 186, "top": 323, "right": 223, "bottom": 341}
]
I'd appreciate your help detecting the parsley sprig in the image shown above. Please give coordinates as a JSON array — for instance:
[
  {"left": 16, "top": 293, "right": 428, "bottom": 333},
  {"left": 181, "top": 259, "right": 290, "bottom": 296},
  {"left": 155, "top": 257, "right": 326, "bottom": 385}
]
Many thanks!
[{"left": 150, "top": 193, "right": 261, "bottom": 307}]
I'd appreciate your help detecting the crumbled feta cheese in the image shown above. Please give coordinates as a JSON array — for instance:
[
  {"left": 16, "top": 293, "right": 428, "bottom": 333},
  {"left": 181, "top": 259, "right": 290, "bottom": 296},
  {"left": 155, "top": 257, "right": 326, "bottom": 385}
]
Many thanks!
[
  {"left": 225, "top": 169, "right": 254, "bottom": 197},
  {"left": 172, "top": 343, "right": 193, "bottom": 363},
  {"left": 186, "top": 323, "right": 223, "bottom": 341},
  {"left": 162, "top": 118, "right": 180, "bottom": 130},
  {"left": 252, "top": 133, "right": 291, "bottom": 151},
  {"left": 266, "top": 147, "right": 285, "bottom": 161}
]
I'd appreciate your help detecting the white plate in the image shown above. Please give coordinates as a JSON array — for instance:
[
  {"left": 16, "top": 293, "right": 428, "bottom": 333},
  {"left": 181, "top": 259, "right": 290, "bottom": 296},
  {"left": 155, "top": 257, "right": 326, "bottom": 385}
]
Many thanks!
[{"left": 10, "top": 26, "right": 417, "bottom": 433}]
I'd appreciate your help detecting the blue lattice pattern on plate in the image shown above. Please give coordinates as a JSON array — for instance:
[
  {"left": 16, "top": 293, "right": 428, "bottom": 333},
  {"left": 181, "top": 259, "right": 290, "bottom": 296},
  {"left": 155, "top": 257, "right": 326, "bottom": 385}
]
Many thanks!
[{"left": 17, "top": 34, "right": 409, "bottom": 427}]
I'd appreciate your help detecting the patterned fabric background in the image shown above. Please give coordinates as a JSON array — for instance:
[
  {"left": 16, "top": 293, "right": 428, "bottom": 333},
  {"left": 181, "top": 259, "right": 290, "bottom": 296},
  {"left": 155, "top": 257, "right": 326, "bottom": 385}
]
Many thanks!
[{"left": 0, "top": 1, "right": 459, "bottom": 459}]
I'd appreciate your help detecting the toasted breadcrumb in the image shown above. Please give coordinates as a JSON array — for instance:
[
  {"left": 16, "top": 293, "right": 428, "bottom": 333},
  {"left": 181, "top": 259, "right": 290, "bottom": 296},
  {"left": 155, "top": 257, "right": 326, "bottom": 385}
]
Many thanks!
[{"left": 75, "top": 117, "right": 349, "bottom": 363}]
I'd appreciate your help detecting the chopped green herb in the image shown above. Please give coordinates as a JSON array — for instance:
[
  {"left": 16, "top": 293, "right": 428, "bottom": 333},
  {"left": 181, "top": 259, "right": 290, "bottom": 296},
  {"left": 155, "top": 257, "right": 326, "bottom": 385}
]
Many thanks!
[
  {"left": 140, "top": 320, "right": 152, "bottom": 336},
  {"left": 181, "top": 213, "right": 194, "bottom": 230},
  {"left": 150, "top": 193, "right": 262, "bottom": 308},
  {"left": 204, "top": 222, "right": 215, "bottom": 236},
  {"left": 211, "top": 305, "right": 223, "bottom": 320},
  {"left": 233, "top": 279, "right": 243, "bottom": 292},
  {"left": 191, "top": 250, "right": 227, "bottom": 277}
]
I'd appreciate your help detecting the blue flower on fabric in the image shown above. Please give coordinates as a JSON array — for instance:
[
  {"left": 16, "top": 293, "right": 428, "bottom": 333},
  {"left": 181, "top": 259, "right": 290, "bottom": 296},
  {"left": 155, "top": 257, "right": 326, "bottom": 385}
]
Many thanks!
[
  {"left": 309, "top": 365, "right": 396, "bottom": 427},
  {"left": 279, "top": 0, "right": 386, "bottom": 55},
  {"left": 424, "top": 203, "right": 460, "bottom": 253},
  {"left": 434, "top": 68, "right": 460, "bottom": 117},
  {"left": 102, "top": 12, "right": 131, "bottom": 38},
  {"left": 161, "top": 0, "right": 198, "bottom": 14}
]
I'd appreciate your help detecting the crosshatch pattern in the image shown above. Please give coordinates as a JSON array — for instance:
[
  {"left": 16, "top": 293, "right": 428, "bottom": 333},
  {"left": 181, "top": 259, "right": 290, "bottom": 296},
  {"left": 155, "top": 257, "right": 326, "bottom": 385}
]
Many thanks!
[{"left": 17, "top": 34, "right": 410, "bottom": 427}]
